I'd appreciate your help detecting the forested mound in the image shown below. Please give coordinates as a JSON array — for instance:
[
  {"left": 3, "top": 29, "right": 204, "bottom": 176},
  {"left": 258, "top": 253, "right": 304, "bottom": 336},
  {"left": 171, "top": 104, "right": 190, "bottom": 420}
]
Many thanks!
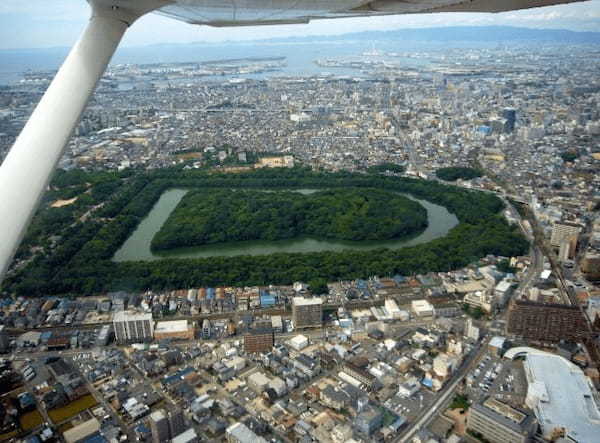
[
  {"left": 436, "top": 167, "right": 483, "bottom": 181},
  {"left": 151, "top": 188, "right": 427, "bottom": 250},
  {"left": 3, "top": 166, "right": 528, "bottom": 295}
]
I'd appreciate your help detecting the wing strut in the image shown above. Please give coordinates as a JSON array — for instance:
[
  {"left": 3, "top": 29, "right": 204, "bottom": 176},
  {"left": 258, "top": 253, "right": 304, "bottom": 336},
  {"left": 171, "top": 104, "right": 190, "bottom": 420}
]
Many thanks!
[{"left": 0, "top": 4, "right": 145, "bottom": 281}]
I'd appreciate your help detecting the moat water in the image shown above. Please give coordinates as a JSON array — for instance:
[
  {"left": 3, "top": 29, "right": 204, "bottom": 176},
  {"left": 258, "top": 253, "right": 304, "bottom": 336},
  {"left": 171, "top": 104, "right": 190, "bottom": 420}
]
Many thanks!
[{"left": 113, "top": 188, "right": 459, "bottom": 262}]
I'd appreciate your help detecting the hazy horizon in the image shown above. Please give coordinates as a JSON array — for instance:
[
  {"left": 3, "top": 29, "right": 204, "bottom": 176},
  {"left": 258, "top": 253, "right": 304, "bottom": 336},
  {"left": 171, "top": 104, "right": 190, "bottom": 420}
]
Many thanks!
[{"left": 0, "top": 0, "right": 599, "bottom": 50}]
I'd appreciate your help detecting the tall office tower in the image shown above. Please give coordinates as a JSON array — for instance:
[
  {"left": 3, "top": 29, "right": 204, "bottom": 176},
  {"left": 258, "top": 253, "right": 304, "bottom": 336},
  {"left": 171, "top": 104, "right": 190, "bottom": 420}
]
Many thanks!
[
  {"left": 502, "top": 108, "right": 516, "bottom": 133},
  {"left": 292, "top": 297, "right": 323, "bottom": 329},
  {"left": 112, "top": 311, "right": 154, "bottom": 344}
]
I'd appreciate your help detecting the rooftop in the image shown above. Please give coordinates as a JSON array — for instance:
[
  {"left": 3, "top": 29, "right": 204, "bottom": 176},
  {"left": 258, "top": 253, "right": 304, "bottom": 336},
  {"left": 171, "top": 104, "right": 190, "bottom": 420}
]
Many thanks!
[
  {"left": 472, "top": 398, "right": 534, "bottom": 436},
  {"left": 524, "top": 351, "right": 600, "bottom": 443},
  {"left": 155, "top": 320, "right": 190, "bottom": 333},
  {"left": 293, "top": 297, "right": 323, "bottom": 306},
  {"left": 113, "top": 310, "right": 152, "bottom": 322}
]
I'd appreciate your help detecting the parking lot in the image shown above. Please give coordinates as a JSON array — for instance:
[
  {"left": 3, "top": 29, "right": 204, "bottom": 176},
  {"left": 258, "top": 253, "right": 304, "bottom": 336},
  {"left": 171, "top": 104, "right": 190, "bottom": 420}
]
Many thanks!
[{"left": 465, "top": 352, "right": 527, "bottom": 407}]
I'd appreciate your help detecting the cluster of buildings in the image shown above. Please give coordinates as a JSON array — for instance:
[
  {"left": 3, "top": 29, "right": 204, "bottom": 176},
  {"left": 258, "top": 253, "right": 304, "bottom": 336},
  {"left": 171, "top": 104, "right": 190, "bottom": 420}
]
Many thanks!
[{"left": 0, "top": 38, "right": 599, "bottom": 443}]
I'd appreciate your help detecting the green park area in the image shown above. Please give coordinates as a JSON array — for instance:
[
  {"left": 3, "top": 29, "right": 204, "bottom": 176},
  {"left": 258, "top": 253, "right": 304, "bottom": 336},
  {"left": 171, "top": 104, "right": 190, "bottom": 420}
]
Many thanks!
[
  {"left": 436, "top": 167, "right": 483, "bottom": 182},
  {"left": 19, "top": 410, "right": 44, "bottom": 431},
  {"left": 48, "top": 394, "right": 98, "bottom": 424},
  {"left": 3, "top": 166, "right": 528, "bottom": 295},
  {"left": 151, "top": 188, "right": 428, "bottom": 251}
]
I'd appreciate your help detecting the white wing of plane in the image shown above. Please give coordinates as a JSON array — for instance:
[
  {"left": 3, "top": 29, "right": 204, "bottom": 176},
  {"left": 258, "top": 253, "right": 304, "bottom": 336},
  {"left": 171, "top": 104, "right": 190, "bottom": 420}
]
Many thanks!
[
  {"left": 156, "top": 0, "right": 585, "bottom": 26},
  {"left": 0, "top": 0, "right": 587, "bottom": 281}
]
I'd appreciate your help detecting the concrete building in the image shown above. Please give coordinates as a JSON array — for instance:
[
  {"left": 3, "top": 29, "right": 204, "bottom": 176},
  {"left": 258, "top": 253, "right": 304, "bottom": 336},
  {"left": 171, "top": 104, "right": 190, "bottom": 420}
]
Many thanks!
[
  {"left": 63, "top": 418, "right": 101, "bottom": 443},
  {"left": 558, "top": 236, "right": 577, "bottom": 262},
  {"left": 113, "top": 311, "right": 153, "bottom": 344},
  {"left": 550, "top": 221, "right": 582, "bottom": 248},
  {"left": 154, "top": 320, "right": 195, "bottom": 341},
  {"left": 587, "top": 296, "right": 600, "bottom": 324},
  {"left": 343, "top": 361, "right": 376, "bottom": 390},
  {"left": 247, "top": 372, "right": 271, "bottom": 393},
  {"left": 465, "top": 318, "right": 480, "bottom": 341},
  {"left": 494, "top": 280, "right": 515, "bottom": 307},
  {"left": 149, "top": 410, "right": 170, "bottom": 443},
  {"left": 467, "top": 397, "right": 536, "bottom": 443},
  {"left": 150, "top": 408, "right": 187, "bottom": 443},
  {"left": 292, "top": 297, "right": 323, "bottom": 328},
  {"left": 488, "top": 336, "right": 506, "bottom": 357},
  {"left": 463, "top": 290, "right": 494, "bottom": 313},
  {"left": 433, "top": 353, "right": 457, "bottom": 381},
  {"left": 95, "top": 325, "right": 112, "bottom": 347},
  {"left": 581, "top": 254, "right": 600, "bottom": 280},
  {"left": 521, "top": 350, "right": 600, "bottom": 442},
  {"left": 226, "top": 422, "right": 268, "bottom": 443},
  {"left": 411, "top": 299, "right": 435, "bottom": 317},
  {"left": 507, "top": 300, "right": 588, "bottom": 343},
  {"left": 244, "top": 325, "right": 274, "bottom": 353},
  {"left": 172, "top": 429, "right": 199, "bottom": 443},
  {"left": 271, "top": 315, "right": 283, "bottom": 333},
  {"left": 288, "top": 334, "right": 309, "bottom": 351},
  {"left": 354, "top": 406, "right": 383, "bottom": 437},
  {"left": 255, "top": 155, "right": 294, "bottom": 168},
  {"left": 202, "top": 319, "right": 211, "bottom": 339}
]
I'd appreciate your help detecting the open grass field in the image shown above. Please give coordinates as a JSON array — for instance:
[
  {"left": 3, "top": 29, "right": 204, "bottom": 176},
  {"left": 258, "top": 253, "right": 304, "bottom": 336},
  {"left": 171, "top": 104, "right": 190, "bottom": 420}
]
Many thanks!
[
  {"left": 19, "top": 410, "right": 44, "bottom": 431},
  {"left": 48, "top": 394, "right": 97, "bottom": 424},
  {"left": 0, "top": 430, "right": 19, "bottom": 442}
]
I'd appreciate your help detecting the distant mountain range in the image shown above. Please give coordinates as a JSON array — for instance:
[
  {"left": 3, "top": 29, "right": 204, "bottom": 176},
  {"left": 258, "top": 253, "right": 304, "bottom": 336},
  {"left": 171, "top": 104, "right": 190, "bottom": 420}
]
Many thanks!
[
  {"left": 2, "top": 26, "right": 600, "bottom": 55},
  {"left": 259, "top": 25, "right": 600, "bottom": 44}
]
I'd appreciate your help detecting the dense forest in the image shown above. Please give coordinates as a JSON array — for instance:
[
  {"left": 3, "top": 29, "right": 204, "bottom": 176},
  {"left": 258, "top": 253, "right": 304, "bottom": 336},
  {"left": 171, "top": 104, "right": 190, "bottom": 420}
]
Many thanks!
[
  {"left": 2, "top": 166, "right": 528, "bottom": 296},
  {"left": 366, "top": 163, "right": 405, "bottom": 174},
  {"left": 435, "top": 166, "right": 483, "bottom": 182},
  {"left": 151, "top": 188, "right": 428, "bottom": 251}
]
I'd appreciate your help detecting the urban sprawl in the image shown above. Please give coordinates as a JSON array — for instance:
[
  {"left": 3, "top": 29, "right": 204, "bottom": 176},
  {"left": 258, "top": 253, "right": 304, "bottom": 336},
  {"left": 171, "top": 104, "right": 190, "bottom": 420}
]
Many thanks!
[{"left": 0, "top": 43, "right": 600, "bottom": 443}]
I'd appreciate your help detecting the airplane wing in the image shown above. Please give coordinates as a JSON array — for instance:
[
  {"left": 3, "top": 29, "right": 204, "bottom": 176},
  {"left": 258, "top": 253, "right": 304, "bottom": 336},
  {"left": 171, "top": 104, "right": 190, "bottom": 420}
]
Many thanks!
[{"left": 155, "top": 0, "right": 586, "bottom": 26}]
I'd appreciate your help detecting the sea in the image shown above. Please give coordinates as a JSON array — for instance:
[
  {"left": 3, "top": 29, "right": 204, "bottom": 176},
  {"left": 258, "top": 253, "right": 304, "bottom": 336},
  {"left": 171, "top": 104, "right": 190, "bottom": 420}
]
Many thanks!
[{"left": 0, "top": 39, "right": 446, "bottom": 85}]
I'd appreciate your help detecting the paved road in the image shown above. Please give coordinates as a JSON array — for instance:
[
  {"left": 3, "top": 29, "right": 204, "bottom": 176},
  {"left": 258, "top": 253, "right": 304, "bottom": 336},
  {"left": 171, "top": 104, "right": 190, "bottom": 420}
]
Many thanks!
[{"left": 397, "top": 338, "right": 488, "bottom": 443}]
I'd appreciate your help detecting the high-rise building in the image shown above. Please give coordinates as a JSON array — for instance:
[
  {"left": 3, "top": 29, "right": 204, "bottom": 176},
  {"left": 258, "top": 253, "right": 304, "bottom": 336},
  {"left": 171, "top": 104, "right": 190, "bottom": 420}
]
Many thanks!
[
  {"left": 292, "top": 297, "right": 323, "bottom": 329},
  {"left": 150, "top": 408, "right": 188, "bottom": 443},
  {"left": 244, "top": 322, "right": 274, "bottom": 353},
  {"left": 113, "top": 311, "right": 153, "bottom": 344},
  {"left": 467, "top": 397, "right": 536, "bottom": 443},
  {"left": 149, "top": 410, "right": 170, "bottom": 443},
  {"left": 465, "top": 318, "right": 480, "bottom": 341},
  {"left": 168, "top": 409, "right": 186, "bottom": 439},
  {"left": 550, "top": 222, "right": 582, "bottom": 248},
  {"left": 502, "top": 108, "right": 517, "bottom": 133},
  {"left": 558, "top": 237, "right": 575, "bottom": 262},
  {"left": 202, "top": 319, "right": 211, "bottom": 339}
]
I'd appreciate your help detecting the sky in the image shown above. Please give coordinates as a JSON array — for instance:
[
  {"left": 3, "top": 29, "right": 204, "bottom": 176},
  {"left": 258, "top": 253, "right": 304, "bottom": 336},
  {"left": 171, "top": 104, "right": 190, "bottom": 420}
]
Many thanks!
[{"left": 0, "top": 0, "right": 599, "bottom": 50}]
